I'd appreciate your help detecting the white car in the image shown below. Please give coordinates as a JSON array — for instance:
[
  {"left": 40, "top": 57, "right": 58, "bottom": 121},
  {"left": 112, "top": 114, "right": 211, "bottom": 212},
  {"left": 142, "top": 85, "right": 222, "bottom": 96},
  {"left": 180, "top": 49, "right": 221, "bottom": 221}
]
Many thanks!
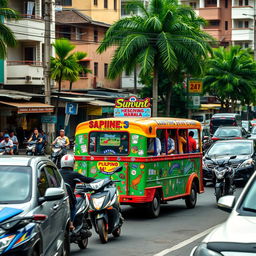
[{"left": 191, "top": 170, "right": 256, "bottom": 256}]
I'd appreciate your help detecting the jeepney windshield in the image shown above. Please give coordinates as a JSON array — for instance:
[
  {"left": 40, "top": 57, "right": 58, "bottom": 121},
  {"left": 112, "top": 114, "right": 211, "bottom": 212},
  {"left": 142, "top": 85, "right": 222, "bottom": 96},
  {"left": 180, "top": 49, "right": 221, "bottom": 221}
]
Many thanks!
[{"left": 89, "top": 132, "right": 129, "bottom": 156}]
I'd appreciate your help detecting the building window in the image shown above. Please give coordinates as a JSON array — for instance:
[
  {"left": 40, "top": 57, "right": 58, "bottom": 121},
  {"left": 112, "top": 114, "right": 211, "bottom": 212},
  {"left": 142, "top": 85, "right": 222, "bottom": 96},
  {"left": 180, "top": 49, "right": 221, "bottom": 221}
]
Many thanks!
[
  {"left": 114, "top": 0, "right": 117, "bottom": 10},
  {"left": 244, "top": 43, "right": 249, "bottom": 48},
  {"left": 225, "top": 0, "right": 228, "bottom": 8},
  {"left": 94, "top": 30, "right": 98, "bottom": 42},
  {"left": 245, "top": 20, "right": 249, "bottom": 28},
  {"left": 225, "top": 21, "right": 228, "bottom": 30},
  {"left": 94, "top": 0, "right": 98, "bottom": 6},
  {"left": 245, "top": 0, "right": 249, "bottom": 5},
  {"left": 189, "top": 2, "right": 197, "bottom": 8},
  {"left": 239, "top": 0, "right": 243, "bottom": 5},
  {"left": 76, "top": 28, "right": 82, "bottom": 40},
  {"left": 59, "top": 26, "right": 71, "bottom": 40},
  {"left": 62, "top": 0, "right": 72, "bottom": 6},
  {"left": 94, "top": 62, "right": 98, "bottom": 76},
  {"left": 104, "top": 63, "right": 108, "bottom": 77},
  {"left": 238, "top": 20, "right": 243, "bottom": 28},
  {"left": 104, "top": 0, "right": 108, "bottom": 8},
  {"left": 209, "top": 20, "right": 220, "bottom": 26},
  {"left": 205, "top": 0, "right": 217, "bottom": 6},
  {"left": 24, "top": 47, "right": 35, "bottom": 62}
]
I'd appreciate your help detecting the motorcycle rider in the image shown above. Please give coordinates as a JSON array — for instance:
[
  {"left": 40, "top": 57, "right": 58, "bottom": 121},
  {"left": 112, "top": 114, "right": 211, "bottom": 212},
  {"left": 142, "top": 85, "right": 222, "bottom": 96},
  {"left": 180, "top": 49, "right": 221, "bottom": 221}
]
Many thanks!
[
  {"left": 59, "top": 154, "right": 95, "bottom": 230},
  {"left": 28, "top": 128, "right": 44, "bottom": 155},
  {"left": 0, "top": 134, "right": 14, "bottom": 155},
  {"left": 52, "top": 129, "right": 70, "bottom": 154},
  {"left": 9, "top": 131, "right": 19, "bottom": 154}
]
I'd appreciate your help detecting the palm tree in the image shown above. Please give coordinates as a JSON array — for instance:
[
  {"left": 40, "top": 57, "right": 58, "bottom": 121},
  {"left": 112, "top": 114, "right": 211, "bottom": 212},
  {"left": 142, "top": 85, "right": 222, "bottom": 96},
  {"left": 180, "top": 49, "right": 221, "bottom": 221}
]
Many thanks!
[
  {"left": 97, "top": 0, "right": 213, "bottom": 116},
  {"left": 203, "top": 46, "right": 256, "bottom": 112},
  {"left": 50, "top": 38, "right": 89, "bottom": 114},
  {"left": 0, "top": 0, "right": 19, "bottom": 59}
]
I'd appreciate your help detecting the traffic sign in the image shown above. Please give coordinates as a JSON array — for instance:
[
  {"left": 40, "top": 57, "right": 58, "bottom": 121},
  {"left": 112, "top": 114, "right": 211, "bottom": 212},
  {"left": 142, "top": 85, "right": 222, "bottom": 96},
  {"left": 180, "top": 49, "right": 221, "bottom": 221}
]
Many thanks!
[
  {"left": 188, "top": 79, "right": 203, "bottom": 94},
  {"left": 65, "top": 102, "right": 78, "bottom": 115}
]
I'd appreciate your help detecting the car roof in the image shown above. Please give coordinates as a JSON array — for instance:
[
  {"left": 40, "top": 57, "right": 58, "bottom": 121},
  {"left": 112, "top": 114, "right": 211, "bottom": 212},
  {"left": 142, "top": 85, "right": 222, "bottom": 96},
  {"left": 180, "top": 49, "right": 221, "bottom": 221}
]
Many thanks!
[
  {"left": 216, "top": 126, "right": 242, "bottom": 129},
  {"left": 0, "top": 156, "right": 49, "bottom": 166},
  {"left": 212, "top": 113, "right": 240, "bottom": 117},
  {"left": 214, "top": 139, "right": 252, "bottom": 144}
]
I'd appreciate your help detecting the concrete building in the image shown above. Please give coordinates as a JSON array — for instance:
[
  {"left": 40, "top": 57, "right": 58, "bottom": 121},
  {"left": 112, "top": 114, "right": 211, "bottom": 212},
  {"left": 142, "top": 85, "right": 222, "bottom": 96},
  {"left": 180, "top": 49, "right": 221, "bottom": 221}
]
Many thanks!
[
  {"left": 2, "top": 0, "right": 55, "bottom": 93},
  {"left": 179, "top": 0, "right": 255, "bottom": 49},
  {"left": 55, "top": 9, "right": 120, "bottom": 90}
]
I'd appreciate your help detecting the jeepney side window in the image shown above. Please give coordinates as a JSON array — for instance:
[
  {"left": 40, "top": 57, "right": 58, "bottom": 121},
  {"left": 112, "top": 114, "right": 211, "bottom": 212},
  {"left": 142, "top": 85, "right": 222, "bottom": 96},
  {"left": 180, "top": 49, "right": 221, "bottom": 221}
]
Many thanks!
[
  {"left": 89, "top": 132, "right": 129, "bottom": 156},
  {"left": 188, "top": 129, "right": 199, "bottom": 153},
  {"left": 159, "top": 129, "right": 177, "bottom": 155},
  {"left": 147, "top": 137, "right": 161, "bottom": 156},
  {"left": 177, "top": 129, "right": 187, "bottom": 154}
]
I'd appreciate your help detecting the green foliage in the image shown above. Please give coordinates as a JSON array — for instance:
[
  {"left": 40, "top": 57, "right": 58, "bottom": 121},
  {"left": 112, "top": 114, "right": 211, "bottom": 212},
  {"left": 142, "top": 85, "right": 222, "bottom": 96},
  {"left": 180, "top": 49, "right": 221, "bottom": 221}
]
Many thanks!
[
  {"left": 0, "top": 0, "right": 19, "bottom": 59},
  {"left": 203, "top": 46, "right": 256, "bottom": 109},
  {"left": 50, "top": 38, "right": 91, "bottom": 89}
]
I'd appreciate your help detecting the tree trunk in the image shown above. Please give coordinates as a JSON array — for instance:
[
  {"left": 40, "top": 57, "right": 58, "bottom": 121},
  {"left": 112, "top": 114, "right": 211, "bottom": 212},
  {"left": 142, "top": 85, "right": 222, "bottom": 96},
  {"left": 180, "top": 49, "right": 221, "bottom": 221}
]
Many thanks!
[
  {"left": 134, "top": 66, "right": 137, "bottom": 95},
  {"left": 69, "top": 81, "right": 73, "bottom": 91},
  {"left": 55, "top": 76, "right": 62, "bottom": 118},
  {"left": 165, "top": 83, "right": 173, "bottom": 117},
  {"left": 152, "top": 66, "right": 158, "bottom": 117}
]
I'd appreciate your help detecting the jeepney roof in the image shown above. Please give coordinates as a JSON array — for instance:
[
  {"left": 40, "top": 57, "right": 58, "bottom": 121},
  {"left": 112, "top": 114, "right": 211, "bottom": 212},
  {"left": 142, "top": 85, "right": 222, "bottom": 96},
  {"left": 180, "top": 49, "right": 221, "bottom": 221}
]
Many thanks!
[{"left": 76, "top": 117, "right": 201, "bottom": 137}]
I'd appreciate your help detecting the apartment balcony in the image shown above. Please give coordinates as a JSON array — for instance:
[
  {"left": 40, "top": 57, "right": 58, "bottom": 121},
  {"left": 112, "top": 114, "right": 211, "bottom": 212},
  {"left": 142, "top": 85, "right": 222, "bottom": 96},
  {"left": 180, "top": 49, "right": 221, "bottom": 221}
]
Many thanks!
[
  {"left": 232, "top": 28, "right": 254, "bottom": 41},
  {"left": 203, "top": 28, "right": 221, "bottom": 40},
  {"left": 199, "top": 7, "right": 221, "bottom": 20},
  {"left": 232, "top": 6, "right": 254, "bottom": 19},
  {"left": 6, "top": 61, "right": 44, "bottom": 86}
]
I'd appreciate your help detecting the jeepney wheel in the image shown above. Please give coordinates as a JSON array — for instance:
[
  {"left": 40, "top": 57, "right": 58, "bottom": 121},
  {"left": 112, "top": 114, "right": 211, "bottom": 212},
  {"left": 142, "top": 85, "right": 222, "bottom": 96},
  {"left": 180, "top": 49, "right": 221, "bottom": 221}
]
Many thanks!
[
  {"left": 185, "top": 182, "right": 197, "bottom": 209},
  {"left": 148, "top": 192, "right": 161, "bottom": 218}
]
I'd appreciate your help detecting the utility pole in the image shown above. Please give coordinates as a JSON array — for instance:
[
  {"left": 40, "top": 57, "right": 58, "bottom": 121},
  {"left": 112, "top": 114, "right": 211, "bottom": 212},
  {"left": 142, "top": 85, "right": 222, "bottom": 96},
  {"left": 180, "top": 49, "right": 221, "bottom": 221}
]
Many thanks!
[
  {"left": 133, "top": 66, "right": 137, "bottom": 95},
  {"left": 44, "top": 0, "right": 55, "bottom": 146}
]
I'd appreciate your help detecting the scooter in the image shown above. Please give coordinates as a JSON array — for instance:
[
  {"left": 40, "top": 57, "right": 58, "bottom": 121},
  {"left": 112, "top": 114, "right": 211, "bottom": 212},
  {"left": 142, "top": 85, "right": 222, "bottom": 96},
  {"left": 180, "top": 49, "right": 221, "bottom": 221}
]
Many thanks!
[
  {"left": 205, "top": 155, "right": 236, "bottom": 202},
  {"left": 0, "top": 146, "right": 12, "bottom": 155},
  {"left": 26, "top": 141, "right": 44, "bottom": 156},
  {"left": 66, "top": 183, "right": 92, "bottom": 250},
  {"left": 50, "top": 144, "right": 66, "bottom": 168},
  {"left": 85, "top": 166, "right": 124, "bottom": 244}
]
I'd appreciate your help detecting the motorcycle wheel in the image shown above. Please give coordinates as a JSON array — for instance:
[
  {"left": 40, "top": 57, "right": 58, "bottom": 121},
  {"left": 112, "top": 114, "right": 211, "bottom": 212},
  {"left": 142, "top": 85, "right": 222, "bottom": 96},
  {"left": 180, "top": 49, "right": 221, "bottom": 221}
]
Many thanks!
[
  {"left": 78, "top": 238, "right": 88, "bottom": 249},
  {"left": 185, "top": 182, "right": 197, "bottom": 209},
  {"left": 96, "top": 219, "right": 108, "bottom": 244},
  {"left": 112, "top": 227, "right": 121, "bottom": 237},
  {"left": 147, "top": 192, "right": 161, "bottom": 218},
  {"left": 215, "top": 187, "right": 222, "bottom": 203}
]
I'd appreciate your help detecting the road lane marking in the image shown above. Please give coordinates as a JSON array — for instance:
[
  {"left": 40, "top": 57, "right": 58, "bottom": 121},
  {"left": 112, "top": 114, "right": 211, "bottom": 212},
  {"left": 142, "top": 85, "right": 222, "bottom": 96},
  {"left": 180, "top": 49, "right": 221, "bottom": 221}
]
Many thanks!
[{"left": 153, "top": 225, "right": 219, "bottom": 256}]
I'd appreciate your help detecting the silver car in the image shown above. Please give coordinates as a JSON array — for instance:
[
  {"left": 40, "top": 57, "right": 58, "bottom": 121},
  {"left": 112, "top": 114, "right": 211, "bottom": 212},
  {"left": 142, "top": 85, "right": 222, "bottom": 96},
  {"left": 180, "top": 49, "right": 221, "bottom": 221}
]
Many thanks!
[
  {"left": 0, "top": 156, "right": 70, "bottom": 256},
  {"left": 191, "top": 170, "right": 256, "bottom": 256}
]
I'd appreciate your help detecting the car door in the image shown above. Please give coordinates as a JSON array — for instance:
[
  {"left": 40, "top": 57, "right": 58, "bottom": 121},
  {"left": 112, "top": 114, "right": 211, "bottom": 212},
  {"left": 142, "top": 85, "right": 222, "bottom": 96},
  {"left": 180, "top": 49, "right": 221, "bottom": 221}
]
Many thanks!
[{"left": 44, "top": 165, "right": 68, "bottom": 252}]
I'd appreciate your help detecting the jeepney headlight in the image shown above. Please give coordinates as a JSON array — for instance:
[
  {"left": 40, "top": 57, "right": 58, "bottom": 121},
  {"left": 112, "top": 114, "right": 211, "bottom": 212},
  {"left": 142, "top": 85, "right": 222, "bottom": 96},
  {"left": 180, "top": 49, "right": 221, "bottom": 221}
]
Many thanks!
[{"left": 192, "top": 243, "right": 222, "bottom": 256}]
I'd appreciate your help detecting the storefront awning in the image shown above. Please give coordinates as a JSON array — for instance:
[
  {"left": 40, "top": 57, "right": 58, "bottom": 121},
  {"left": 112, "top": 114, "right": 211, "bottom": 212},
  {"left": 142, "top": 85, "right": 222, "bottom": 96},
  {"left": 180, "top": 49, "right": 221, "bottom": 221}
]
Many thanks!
[
  {"left": 200, "top": 104, "right": 221, "bottom": 110},
  {"left": 58, "top": 97, "right": 95, "bottom": 102},
  {"left": 87, "top": 100, "right": 114, "bottom": 107},
  {"left": 0, "top": 101, "right": 54, "bottom": 114}
]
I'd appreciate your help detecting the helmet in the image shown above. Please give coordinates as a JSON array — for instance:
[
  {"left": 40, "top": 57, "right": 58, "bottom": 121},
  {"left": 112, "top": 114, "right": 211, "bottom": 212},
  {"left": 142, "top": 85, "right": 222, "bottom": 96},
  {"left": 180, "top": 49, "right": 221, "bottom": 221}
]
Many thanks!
[{"left": 60, "top": 154, "right": 75, "bottom": 168}]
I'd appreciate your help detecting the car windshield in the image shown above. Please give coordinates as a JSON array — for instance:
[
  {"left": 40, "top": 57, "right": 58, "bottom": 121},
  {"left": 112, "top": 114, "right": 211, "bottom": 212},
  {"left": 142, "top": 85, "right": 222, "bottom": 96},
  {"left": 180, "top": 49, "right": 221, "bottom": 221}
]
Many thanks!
[
  {"left": 89, "top": 132, "right": 129, "bottom": 156},
  {"left": 211, "top": 119, "right": 235, "bottom": 126},
  {"left": 208, "top": 142, "right": 252, "bottom": 156},
  {"left": 214, "top": 128, "right": 241, "bottom": 137},
  {"left": 0, "top": 166, "right": 32, "bottom": 203}
]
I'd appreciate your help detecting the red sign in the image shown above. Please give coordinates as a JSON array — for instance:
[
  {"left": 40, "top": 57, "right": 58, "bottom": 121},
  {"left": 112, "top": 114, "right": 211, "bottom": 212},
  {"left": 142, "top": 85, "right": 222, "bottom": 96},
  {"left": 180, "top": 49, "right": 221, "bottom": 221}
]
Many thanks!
[{"left": 18, "top": 107, "right": 54, "bottom": 114}]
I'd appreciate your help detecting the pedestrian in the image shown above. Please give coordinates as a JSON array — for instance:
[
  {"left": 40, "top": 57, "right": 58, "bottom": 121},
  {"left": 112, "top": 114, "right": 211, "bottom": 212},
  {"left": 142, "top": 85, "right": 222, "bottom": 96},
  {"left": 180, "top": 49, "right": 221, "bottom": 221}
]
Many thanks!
[{"left": 188, "top": 131, "right": 197, "bottom": 153}]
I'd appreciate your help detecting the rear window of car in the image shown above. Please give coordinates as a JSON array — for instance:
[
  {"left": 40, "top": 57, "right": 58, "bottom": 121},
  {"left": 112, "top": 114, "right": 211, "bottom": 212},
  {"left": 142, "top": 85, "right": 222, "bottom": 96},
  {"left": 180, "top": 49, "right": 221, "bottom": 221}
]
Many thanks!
[
  {"left": 211, "top": 119, "right": 235, "bottom": 126},
  {"left": 214, "top": 128, "right": 242, "bottom": 137},
  {"left": 0, "top": 166, "right": 32, "bottom": 203}
]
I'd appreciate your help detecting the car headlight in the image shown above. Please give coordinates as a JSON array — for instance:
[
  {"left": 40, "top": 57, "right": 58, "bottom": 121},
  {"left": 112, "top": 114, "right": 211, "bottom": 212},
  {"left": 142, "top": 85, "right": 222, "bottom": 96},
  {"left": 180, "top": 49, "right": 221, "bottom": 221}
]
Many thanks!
[
  {"left": 240, "top": 158, "right": 254, "bottom": 168},
  {"left": 92, "top": 196, "right": 105, "bottom": 210},
  {"left": 192, "top": 243, "right": 222, "bottom": 256},
  {"left": 0, "top": 235, "right": 15, "bottom": 253}
]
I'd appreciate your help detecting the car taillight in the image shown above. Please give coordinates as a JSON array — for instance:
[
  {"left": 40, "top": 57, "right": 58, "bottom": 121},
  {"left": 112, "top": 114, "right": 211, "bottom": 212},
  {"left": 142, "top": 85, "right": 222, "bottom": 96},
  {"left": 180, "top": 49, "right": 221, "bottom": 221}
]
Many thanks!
[{"left": 33, "top": 214, "right": 48, "bottom": 221}]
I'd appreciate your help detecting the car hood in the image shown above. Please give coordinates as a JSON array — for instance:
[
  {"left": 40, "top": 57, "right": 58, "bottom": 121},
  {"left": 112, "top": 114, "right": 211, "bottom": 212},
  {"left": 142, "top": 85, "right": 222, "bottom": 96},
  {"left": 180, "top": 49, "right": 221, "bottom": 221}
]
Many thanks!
[
  {"left": 0, "top": 207, "right": 24, "bottom": 223},
  {"left": 204, "top": 211, "right": 256, "bottom": 243},
  {"left": 204, "top": 155, "right": 250, "bottom": 163}
]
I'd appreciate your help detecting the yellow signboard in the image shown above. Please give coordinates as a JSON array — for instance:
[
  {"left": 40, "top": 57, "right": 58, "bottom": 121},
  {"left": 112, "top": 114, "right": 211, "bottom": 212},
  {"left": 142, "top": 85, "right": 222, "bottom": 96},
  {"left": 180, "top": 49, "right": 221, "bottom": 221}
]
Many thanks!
[{"left": 188, "top": 80, "right": 203, "bottom": 94}]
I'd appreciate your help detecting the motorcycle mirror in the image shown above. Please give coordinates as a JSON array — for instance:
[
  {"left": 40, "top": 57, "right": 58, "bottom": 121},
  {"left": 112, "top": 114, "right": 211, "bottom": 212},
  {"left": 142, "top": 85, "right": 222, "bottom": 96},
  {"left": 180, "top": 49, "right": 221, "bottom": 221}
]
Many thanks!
[{"left": 230, "top": 155, "right": 237, "bottom": 159}]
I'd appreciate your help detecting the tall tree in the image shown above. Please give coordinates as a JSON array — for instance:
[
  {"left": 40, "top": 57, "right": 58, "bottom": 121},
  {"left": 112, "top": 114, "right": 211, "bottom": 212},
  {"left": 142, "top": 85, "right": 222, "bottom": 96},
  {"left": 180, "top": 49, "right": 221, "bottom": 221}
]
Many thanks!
[
  {"left": 0, "top": 0, "right": 19, "bottom": 59},
  {"left": 203, "top": 46, "right": 256, "bottom": 112},
  {"left": 97, "top": 0, "right": 213, "bottom": 116}
]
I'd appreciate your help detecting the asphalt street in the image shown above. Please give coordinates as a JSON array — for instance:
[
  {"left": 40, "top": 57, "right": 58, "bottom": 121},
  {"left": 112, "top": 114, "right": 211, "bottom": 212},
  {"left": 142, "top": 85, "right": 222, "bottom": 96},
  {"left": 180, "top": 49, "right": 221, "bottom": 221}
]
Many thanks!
[{"left": 71, "top": 186, "right": 242, "bottom": 256}]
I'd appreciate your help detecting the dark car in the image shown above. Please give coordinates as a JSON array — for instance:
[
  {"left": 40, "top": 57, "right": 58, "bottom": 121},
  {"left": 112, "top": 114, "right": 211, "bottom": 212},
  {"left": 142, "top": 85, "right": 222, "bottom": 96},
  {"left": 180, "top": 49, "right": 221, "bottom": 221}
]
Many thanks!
[
  {"left": 203, "top": 140, "right": 256, "bottom": 185},
  {"left": 210, "top": 113, "right": 241, "bottom": 134},
  {"left": 211, "top": 126, "right": 250, "bottom": 142}
]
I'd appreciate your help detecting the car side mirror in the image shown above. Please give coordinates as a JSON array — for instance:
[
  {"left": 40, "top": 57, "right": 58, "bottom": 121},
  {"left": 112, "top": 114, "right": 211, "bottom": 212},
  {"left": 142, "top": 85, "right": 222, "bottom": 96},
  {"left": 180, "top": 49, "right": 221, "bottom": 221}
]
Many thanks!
[
  {"left": 40, "top": 188, "right": 65, "bottom": 203},
  {"left": 218, "top": 195, "right": 236, "bottom": 213}
]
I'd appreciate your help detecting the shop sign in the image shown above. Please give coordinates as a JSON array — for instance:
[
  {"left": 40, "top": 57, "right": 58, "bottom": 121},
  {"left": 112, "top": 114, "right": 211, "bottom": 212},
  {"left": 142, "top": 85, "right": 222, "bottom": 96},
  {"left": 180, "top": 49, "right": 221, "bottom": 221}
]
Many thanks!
[
  {"left": 41, "top": 115, "right": 57, "bottom": 124},
  {"left": 18, "top": 107, "right": 54, "bottom": 114},
  {"left": 97, "top": 161, "right": 120, "bottom": 175},
  {"left": 88, "top": 120, "right": 129, "bottom": 130},
  {"left": 114, "top": 96, "right": 151, "bottom": 117},
  {"left": 188, "top": 79, "right": 203, "bottom": 94}
]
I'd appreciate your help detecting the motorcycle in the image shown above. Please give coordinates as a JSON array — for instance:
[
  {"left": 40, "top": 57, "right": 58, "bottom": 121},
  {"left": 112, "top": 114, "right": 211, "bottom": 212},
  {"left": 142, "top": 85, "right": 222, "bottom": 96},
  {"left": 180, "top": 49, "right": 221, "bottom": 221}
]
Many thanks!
[
  {"left": 0, "top": 146, "right": 12, "bottom": 155},
  {"left": 205, "top": 155, "right": 236, "bottom": 202},
  {"left": 50, "top": 144, "right": 66, "bottom": 168},
  {"left": 67, "top": 183, "right": 92, "bottom": 250},
  {"left": 84, "top": 166, "right": 124, "bottom": 244},
  {"left": 26, "top": 141, "right": 44, "bottom": 156}
]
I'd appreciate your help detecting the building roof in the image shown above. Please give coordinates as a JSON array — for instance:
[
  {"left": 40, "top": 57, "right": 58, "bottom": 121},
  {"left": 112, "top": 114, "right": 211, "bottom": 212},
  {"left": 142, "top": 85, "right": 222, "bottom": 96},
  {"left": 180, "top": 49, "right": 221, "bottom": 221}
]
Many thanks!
[
  {"left": 0, "top": 89, "right": 44, "bottom": 101},
  {"left": 55, "top": 9, "right": 110, "bottom": 28}
]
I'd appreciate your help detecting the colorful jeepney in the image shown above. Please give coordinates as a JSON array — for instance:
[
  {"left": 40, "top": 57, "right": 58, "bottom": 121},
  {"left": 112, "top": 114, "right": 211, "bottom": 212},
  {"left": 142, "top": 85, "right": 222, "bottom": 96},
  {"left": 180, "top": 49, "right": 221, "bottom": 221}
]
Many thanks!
[{"left": 74, "top": 118, "right": 204, "bottom": 217}]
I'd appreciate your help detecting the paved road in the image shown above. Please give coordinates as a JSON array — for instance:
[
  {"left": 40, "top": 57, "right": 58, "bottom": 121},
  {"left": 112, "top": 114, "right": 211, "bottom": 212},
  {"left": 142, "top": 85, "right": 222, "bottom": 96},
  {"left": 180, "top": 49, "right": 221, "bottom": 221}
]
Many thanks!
[{"left": 71, "top": 186, "right": 242, "bottom": 256}]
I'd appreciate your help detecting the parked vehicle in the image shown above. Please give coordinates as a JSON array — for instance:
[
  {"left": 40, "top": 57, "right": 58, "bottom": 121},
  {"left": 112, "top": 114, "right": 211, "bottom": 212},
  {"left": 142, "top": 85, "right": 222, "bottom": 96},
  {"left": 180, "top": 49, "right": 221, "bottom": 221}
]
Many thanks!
[
  {"left": 211, "top": 126, "right": 250, "bottom": 142},
  {"left": 67, "top": 183, "right": 92, "bottom": 250},
  {"left": 0, "top": 156, "right": 70, "bottom": 256},
  {"left": 249, "top": 126, "right": 256, "bottom": 140},
  {"left": 85, "top": 167, "right": 124, "bottom": 244},
  {"left": 51, "top": 144, "right": 66, "bottom": 168},
  {"left": 190, "top": 169, "right": 256, "bottom": 256},
  {"left": 203, "top": 140, "right": 256, "bottom": 186},
  {"left": 26, "top": 141, "right": 45, "bottom": 156},
  {"left": 210, "top": 113, "right": 242, "bottom": 135},
  {"left": 242, "top": 120, "right": 252, "bottom": 132},
  {"left": 205, "top": 155, "right": 236, "bottom": 202},
  {"left": 251, "top": 119, "right": 256, "bottom": 126}
]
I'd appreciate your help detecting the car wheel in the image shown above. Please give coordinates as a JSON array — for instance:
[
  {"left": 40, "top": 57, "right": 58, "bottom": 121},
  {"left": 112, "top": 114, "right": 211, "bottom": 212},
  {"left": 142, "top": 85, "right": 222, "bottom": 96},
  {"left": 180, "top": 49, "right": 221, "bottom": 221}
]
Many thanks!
[
  {"left": 62, "top": 228, "right": 70, "bottom": 256},
  {"left": 148, "top": 192, "right": 161, "bottom": 218},
  {"left": 185, "top": 182, "right": 197, "bottom": 209}
]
